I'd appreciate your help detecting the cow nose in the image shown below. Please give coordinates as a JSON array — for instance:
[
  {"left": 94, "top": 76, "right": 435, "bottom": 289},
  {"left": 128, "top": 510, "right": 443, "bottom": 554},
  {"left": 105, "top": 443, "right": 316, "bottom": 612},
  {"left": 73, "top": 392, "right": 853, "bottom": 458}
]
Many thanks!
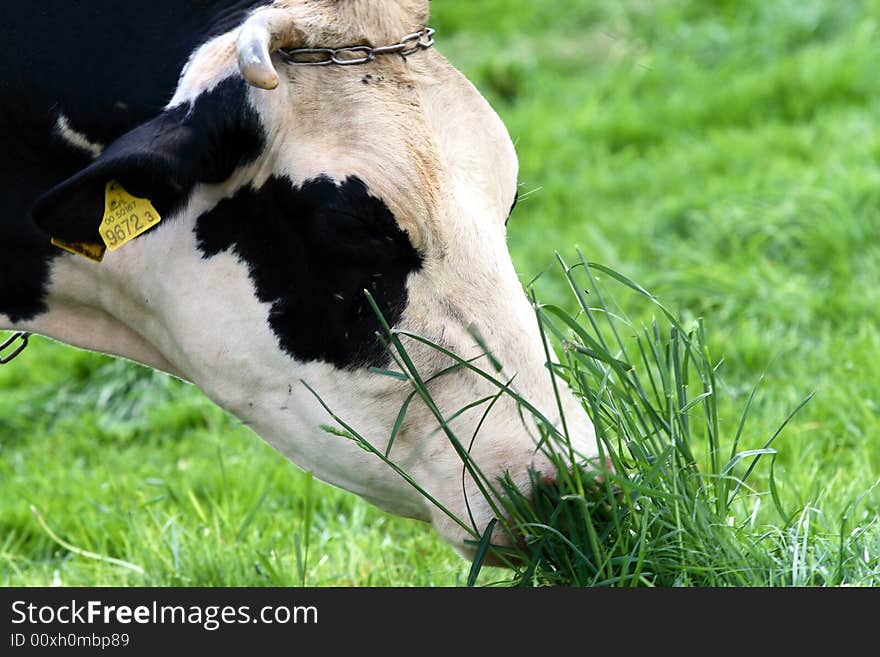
[
  {"left": 538, "top": 456, "right": 615, "bottom": 489},
  {"left": 456, "top": 457, "right": 618, "bottom": 569},
  {"left": 474, "top": 457, "right": 617, "bottom": 568}
]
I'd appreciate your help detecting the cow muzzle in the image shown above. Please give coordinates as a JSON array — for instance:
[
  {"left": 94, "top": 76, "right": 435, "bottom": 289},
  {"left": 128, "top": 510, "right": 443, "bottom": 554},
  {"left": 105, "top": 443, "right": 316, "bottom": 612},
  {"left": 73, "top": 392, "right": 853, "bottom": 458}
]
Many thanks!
[{"left": 427, "top": 451, "right": 615, "bottom": 569}]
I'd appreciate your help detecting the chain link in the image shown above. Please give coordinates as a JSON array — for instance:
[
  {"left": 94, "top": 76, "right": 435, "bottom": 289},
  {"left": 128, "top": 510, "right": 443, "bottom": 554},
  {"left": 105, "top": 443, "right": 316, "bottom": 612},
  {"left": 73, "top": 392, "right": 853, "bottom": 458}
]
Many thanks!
[
  {"left": 279, "top": 27, "right": 435, "bottom": 66},
  {"left": 0, "top": 332, "right": 30, "bottom": 365}
]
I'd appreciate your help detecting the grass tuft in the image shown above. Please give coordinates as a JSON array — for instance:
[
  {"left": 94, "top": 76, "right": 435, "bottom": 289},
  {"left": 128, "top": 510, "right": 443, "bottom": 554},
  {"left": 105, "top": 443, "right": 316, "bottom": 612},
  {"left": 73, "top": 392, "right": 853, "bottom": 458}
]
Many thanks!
[{"left": 321, "top": 257, "right": 880, "bottom": 587}]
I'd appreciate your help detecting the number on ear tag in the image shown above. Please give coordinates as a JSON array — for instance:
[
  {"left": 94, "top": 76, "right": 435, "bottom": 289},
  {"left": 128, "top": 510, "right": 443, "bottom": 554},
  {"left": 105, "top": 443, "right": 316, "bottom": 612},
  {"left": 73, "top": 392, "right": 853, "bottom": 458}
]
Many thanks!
[{"left": 99, "top": 181, "right": 163, "bottom": 251}]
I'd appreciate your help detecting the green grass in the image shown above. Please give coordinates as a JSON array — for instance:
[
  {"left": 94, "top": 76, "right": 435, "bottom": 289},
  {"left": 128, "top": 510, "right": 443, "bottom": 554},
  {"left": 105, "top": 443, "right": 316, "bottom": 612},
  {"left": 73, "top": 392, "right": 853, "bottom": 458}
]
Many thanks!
[
  {"left": 317, "top": 259, "right": 878, "bottom": 586},
  {"left": 2, "top": 0, "right": 879, "bottom": 586},
  {"left": 483, "top": 260, "right": 877, "bottom": 586}
]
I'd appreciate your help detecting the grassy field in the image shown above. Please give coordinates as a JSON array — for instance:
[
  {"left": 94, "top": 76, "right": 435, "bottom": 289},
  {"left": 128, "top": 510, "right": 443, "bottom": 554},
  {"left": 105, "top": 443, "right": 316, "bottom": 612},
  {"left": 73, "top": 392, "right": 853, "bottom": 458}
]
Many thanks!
[{"left": 2, "top": 0, "right": 879, "bottom": 586}]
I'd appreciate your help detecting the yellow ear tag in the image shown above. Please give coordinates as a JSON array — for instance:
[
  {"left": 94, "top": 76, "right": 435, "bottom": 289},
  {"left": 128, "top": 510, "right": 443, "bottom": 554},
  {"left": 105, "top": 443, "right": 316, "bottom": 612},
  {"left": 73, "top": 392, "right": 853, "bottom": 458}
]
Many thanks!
[
  {"left": 99, "top": 181, "right": 163, "bottom": 251},
  {"left": 50, "top": 238, "right": 106, "bottom": 263}
]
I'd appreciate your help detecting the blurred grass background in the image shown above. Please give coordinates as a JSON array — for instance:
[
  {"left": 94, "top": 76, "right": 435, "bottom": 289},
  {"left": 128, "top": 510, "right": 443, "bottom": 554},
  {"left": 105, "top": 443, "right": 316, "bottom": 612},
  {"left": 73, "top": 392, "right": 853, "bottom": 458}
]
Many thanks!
[{"left": 2, "top": 0, "right": 879, "bottom": 585}]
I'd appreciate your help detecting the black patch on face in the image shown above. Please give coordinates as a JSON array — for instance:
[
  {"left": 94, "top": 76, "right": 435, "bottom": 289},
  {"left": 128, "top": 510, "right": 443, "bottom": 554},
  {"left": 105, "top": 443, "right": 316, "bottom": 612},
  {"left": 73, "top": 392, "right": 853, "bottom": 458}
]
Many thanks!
[{"left": 195, "top": 176, "right": 423, "bottom": 369}]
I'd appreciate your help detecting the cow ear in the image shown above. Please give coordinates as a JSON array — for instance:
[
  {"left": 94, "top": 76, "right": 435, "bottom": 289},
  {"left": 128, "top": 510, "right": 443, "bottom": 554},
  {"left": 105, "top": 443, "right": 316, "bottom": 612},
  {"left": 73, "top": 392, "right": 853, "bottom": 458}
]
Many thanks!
[
  {"left": 31, "top": 111, "right": 202, "bottom": 248},
  {"left": 32, "top": 78, "right": 264, "bottom": 249}
]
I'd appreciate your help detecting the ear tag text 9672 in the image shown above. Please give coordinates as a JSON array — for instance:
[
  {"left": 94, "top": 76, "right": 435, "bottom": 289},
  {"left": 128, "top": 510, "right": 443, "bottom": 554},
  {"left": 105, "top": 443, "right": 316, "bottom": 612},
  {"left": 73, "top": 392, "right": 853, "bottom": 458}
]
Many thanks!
[{"left": 99, "top": 181, "right": 163, "bottom": 252}]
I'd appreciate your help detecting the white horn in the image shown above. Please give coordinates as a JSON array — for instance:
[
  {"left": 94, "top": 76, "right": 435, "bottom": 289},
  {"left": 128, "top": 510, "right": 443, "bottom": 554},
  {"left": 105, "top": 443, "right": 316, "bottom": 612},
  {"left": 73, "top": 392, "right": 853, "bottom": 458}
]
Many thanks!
[{"left": 236, "top": 9, "right": 301, "bottom": 90}]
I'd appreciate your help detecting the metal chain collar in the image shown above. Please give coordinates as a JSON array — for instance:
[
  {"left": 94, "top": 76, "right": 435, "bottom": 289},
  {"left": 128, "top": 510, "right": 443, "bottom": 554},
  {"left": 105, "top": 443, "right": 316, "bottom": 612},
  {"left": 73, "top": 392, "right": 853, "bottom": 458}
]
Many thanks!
[
  {"left": 279, "top": 27, "right": 435, "bottom": 66},
  {"left": 0, "top": 332, "right": 29, "bottom": 365}
]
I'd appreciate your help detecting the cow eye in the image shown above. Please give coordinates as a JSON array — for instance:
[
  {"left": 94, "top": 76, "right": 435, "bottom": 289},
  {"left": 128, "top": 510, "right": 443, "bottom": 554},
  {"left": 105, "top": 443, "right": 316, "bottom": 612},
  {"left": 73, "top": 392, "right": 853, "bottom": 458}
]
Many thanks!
[{"left": 505, "top": 190, "right": 519, "bottom": 226}]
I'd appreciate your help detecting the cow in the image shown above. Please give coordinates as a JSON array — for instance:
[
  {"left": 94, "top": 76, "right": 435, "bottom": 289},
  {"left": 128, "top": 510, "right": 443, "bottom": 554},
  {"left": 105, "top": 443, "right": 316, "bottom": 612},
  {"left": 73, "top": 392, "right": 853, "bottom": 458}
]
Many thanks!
[{"left": 0, "top": 0, "right": 599, "bottom": 562}]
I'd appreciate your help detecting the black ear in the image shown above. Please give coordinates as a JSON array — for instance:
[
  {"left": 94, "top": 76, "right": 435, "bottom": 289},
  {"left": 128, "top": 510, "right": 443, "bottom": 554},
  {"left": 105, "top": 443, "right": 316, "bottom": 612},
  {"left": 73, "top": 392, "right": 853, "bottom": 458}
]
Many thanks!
[
  {"left": 33, "top": 113, "right": 202, "bottom": 246},
  {"left": 32, "top": 77, "right": 265, "bottom": 247}
]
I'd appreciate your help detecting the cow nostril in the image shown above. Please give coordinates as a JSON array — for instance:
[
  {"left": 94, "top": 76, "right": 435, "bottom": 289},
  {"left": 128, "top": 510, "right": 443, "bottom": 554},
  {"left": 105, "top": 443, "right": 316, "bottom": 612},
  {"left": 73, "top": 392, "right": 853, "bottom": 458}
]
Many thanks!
[
  {"left": 594, "top": 456, "right": 615, "bottom": 485},
  {"left": 533, "top": 456, "right": 617, "bottom": 507},
  {"left": 544, "top": 456, "right": 614, "bottom": 486}
]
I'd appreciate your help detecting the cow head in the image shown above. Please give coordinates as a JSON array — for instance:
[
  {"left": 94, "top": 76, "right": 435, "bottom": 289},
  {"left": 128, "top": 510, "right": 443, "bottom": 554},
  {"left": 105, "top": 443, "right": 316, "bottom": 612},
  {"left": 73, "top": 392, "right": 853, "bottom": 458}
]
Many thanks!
[{"left": 32, "top": 0, "right": 599, "bottom": 560}]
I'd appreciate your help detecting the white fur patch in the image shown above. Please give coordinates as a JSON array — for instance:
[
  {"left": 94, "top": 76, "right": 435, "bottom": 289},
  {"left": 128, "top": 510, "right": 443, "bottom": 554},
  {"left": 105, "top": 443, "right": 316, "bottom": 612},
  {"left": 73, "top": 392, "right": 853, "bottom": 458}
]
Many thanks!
[
  {"left": 168, "top": 32, "right": 240, "bottom": 108},
  {"left": 54, "top": 114, "right": 104, "bottom": 159}
]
